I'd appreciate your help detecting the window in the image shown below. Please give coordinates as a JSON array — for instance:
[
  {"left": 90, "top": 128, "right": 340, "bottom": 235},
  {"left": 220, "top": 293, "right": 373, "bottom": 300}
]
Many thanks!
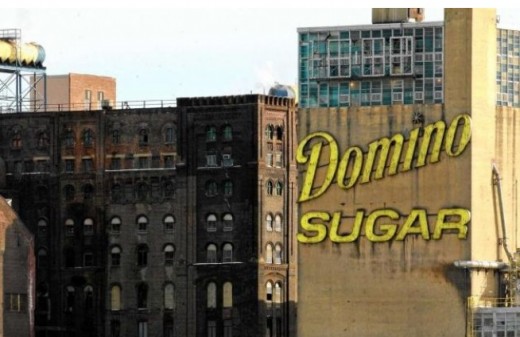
[
  {"left": 274, "top": 282, "right": 282, "bottom": 303},
  {"left": 266, "top": 214, "right": 273, "bottom": 231},
  {"left": 274, "top": 244, "right": 282, "bottom": 264},
  {"left": 112, "top": 130, "right": 120, "bottom": 144},
  {"left": 164, "top": 319, "right": 174, "bottom": 337},
  {"left": 65, "top": 286, "right": 75, "bottom": 312},
  {"left": 111, "top": 246, "right": 121, "bottom": 266},
  {"left": 85, "top": 90, "right": 92, "bottom": 101},
  {"left": 110, "top": 285, "right": 121, "bottom": 311},
  {"left": 207, "top": 282, "right": 217, "bottom": 308},
  {"left": 275, "top": 153, "right": 283, "bottom": 167},
  {"left": 11, "top": 131, "right": 22, "bottom": 149},
  {"left": 224, "top": 320, "right": 233, "bottom": 337},
  {"left": 223, "top": 180, "right": 233, "bottom": 197},
  {"left": 275, "top": 182, "right": 283, "bottom": 196},
  {"left": 138, "top": 157, "right": 149, "bottom": 169},
  {"left": 207, "top": 244, "right": 217, "bottom": 263},
  {"left": 207, "top": 321, "right": 217, "bottom": 337},
  {"left": 223, "top": 125, "right": 232, "bottom": 141},
  {"left": 223, "top": 282, "right": 233, "bottom": 308},
  {"left": 65, "top": 219, "right": 75, "bottom": 236},
  {"left": 137, "top": 245, "right": 148, "bottom": 266},
  {"left": 37, "top": 218, "right": 48, "bottom": 237},
  {"left": 266, "top": 153, "right": 273, "bottom": 166},
  {"left": 206, "top": 154, "right": 217, "bottom": 167},
  {"left": 267, "top": 180, "right": 273, "bottom": 195},
  {"left": 222, "top": 154, "right": 233, "bottom": 167},
  {"left": 112, "top": 184, "right": 122, "bottom": 202},
  {"left": 64, "top": 184, "right": 75, "bottom": 201},
  {"left": 275, "top": 126, "right": 283, "bottom": 140},
  {"left": 163, "top": 181, "right": 175, "bottom": 198},
  {"left": 266, "top": 244, "right": 273, "bottom": 264},
  {"left": 83, "top": 218, "right": 94, "bottom": 235},
  {"left": 83, "top": 129, "right": 94, "bottom": 147},
  {"left": 97, "top": 91, "right": 104, "bottom": 102},
  {"left": 164, "top": 215, "right": 175, "bottom": 231},
  {"left": 138, "top": 321, "right": 148, "bottom": 337},
  {"left": 206, "top": 126, "right": 217, "bottom": 142},
  {"left": 65, "top": 159, "right": 75, "bottom": 173},
  {"left": 5, "top": 293, "right": 27, "bottom": 312},
  {"left": 83, "top": 251, "right": 94, "bottom": 267},
  {"left": 136, "top": 183, "right": 149, "bottom": 201},
  {"left": 164, "top": 283, "right": 175, "bottom": 310},
  {"left": 37, "top": 131, "right": 49, "bottom": 148},
  {"left": 223, "top": 243, "right": 233, "bottom": 262},
  {"left": 111, "top": 320, "right": 121, "bottom": 337},
  {"left": 164, "top": 155, "right": 175, "bottom": 168},
  {"left": 139, "top": 129, "right": 149, "bottom": 146},
  {"left": 165, "top": 127, "right": 175, "bottom": 144},
  {"left": 265, "top": 125, "right": 274, "bottom": 140},
  {"left": 266, "top": 282, "right": 273, "bottom": 301},
  {"left": 83, "top": 184, "right": 94, "bottom": 199},
  {"left": 164, "top": 244, "right": 175, "bottom": 265},
  {"left": 207, "top": 214, "right": 217, "bottom": 232},
  {"left": 274, "top": 214, "right": 282, "bottom": 232},
  {"left": 137, "top": 215, "right": 148, "bottom": 232},
  {"left": 223, "top": 213, "right": 233, "bottom": 231},
  {"left": 206, "top": 180, "right": 218, "bottom": 197},
  {"left": 111, "top": 158, "right": 121, "bottom": 170},
  {"left": 84, "top": 286, "right": 94, "bottom": 312},
  {"left": 111, "top": 217, "right": 121, "bottom": 233},
  {"left": 137, "top": 283, "right": 148, "bottom": 309},
  {"left": 64, "top": 248, "right": 74, "bottom": 268},
  {"left": 37, "top": 248, "right": 48, "bottom": 268},
  {"left": 64, "top": 130, "right": 75, "bottom": 148}
]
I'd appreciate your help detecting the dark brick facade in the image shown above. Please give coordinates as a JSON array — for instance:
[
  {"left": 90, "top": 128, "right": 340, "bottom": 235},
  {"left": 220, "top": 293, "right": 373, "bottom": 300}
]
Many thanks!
[{"left": 0, "top": 94, "right": 297, "bottom": 337}]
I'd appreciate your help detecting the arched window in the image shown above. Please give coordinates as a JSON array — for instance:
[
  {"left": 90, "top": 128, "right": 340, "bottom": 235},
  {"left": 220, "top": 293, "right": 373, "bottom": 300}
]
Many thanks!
[
  {"left": 137, "top": 215, "right": 148, "bottom": 232},
  {"left": 83, "top": 184, "right": 94, "bottom": 199},
  {"left": 84, "top": 285, "right": 94, "bottom": 312},
  {"left": 37, "top": 218, "right": 48, "bottom": 237},
  {"left": 206, "top": 126, "right": 217, "bottom": 142},
  {"left": 274, "top": 244, "right": 282, "bottom": 264},
  {"left": 223, "top": 243, "right": 233, "bottom": 262},
  {"left": 10, "top": 130, "right": 22, "bottom": 149},
  {"left": 137, "top": 245, "right": 148, "bottom": 266},
  {"left": 223, "top": 282, "right": 233, "bottom": 308},
  {"left": 37, "top": 131, "right": 49, "bottom": 148},
  {"left": 266, "top": 282, "right": 273, "bottom": 301},
  {"left": 223, "top": 180, "right": 233, "bottom": 197},
  {"left": 65, "top": 219, "right": 75, "bottom": 236},
  {"left": 137, "top": 283, "right": 148, "bottom": 309},
  {"left": 83, "top": 129, "right": 94, "bottom": 147},
  {"left": 275, "top": 181, "right": 283, "bottom": 196},
  {"left": 83, "top": 218, "right": 94, "bottom": 235},
  {"left": 112, "top": 129, "right": 120, "bottom": 144},
  {"left": 164, "top": 215, "right": 175, "bottom": 231},
  {"left": 164, "top": 283, "right": 175, "bottom": 310},
  {"left": 266, "top": 180, "right": 273, "bottom": 195},
  {"left": 207, "top": 214, "right": 217, "bottom": 232},
  {"left": 207, "top": 282, "right": 217, "bottom": 309},
  {"left": 222, "top": 213, "right": 233, "bottom": 231},
  {"left": 164, "top": 126, "right": 176, "bottom": 144},
  {"left": 65, "top": 286, "right": 75, "bottom": 312},
  {"left": 207, "top": 244, "right": 217, "bottom": 263},
  {"left": 64, "top": 129, "right": 75, "bottom": 148},
  {"left": 111, "top": 246, "right": 121, "bottom": 266},
  {"left": 265, "top": 125, "right": 274, "bottom": 140},
  {"left": 275, "top": 126, "right": 283, "bottom": 140},
  {"left": 274, "top": 214, "right": 282, "bottom": 232},
  {"left": 164, "top": 244, "right": 175, "bottom": 265},
  {"left": 37, "top": 248, "right": 48, "bottom": 268},
  {"left": 110, "top": 285, "right": 121, "bottom": 311},
  {"left": 205, "top": 180, "right": 218, "bottom": 197},
  {"left": 266, "top": 214, "right": 273, "bottom": 232},
  {"left": 111, "top": 217, "right": 121, "bottom": 233},
  {"left": 223, "top": 125, "right": 233, "bottom": 141},
  {"left": 64, "top": 184, "right": 75, "bottom": 201},
  {"left": 274, "top": 282, "right": 282, "bottom": 303},
  {"left": 266, "top": 244, "right": 273, "bottom": 264},
  {"left": 139, "top": 128, "right": 149, "bottom": 145}
]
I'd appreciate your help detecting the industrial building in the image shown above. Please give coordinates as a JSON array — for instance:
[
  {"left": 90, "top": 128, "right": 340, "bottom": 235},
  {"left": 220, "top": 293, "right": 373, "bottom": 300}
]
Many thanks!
[
  {"left": 0, "top": 94, "right": 297, "bottom": 337},
  {"left": 297, "top": 8, "right": 520, "bottom": 337}
]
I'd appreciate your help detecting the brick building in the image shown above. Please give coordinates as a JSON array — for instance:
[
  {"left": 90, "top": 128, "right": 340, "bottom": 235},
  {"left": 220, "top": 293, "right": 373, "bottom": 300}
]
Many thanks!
[{"left": 0, "top": 94, "right": 297, "bottom": 337}]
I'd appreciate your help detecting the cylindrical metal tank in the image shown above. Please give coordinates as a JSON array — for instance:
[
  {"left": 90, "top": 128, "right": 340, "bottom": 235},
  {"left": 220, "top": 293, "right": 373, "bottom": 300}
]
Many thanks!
[
  {"left": 31, "top": 43, "right": 46, "bottom": 65},
  {"left": 0, "top": 40, "right": 45, "bottom": 66},
  {"left": 0, "top": 40, "right": 12, "bottom": 62},
  {"left": 21, "top": 43, "right": 38, "bottom": 65}
]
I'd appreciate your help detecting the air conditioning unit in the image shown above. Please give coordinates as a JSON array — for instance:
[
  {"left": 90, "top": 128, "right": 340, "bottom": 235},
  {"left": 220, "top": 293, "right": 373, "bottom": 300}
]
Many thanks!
[{"left": 101, "top": 99, "right": 112, "bottom": 110}]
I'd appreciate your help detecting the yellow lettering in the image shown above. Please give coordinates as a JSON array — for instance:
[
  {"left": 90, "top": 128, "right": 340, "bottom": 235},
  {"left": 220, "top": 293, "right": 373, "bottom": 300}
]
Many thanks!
[
  {"left": 402, "top": 128, "right": 420, "bottom": 172},
  {"left": 296, "top": 132, "right": 338, "bottom": 202},
  {"left": 395, "top": 209, "right": 430, "bottom": 240},
  {"left": 330, "top": 210, "right": 364, "bottom": 243},
  {"left": 337, "top": 146, "right": 363, "bottom": 190},
  {"left": 433, "top": 208, "right": 471, "bottom": 239},
  {"left": 365, "top": 209, "right": 399, "bottom": 242},
  {"left": 445, "top": 114, "right": 472, "bottom": 157},
  {"left": 297, "top": 211, "right": 329, "bottom": 243},
  {"left": 361, "top": 134, "right": 404, "bottom": 183},
  {"left": 416, "top": 120, "right": 446, "bottom": 167}
]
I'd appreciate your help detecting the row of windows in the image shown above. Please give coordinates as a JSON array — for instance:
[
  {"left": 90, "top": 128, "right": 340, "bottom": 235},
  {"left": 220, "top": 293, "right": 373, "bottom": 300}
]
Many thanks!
[
  {"left": 110, "top": 320, "right": 173, "bottom": 337},
  {"left": 110, "top": 283, "right": 175, "bottom": 311},
  {"left": 205, "top": 153, "right": 234, "bottom": 168},
  {"left": 63, "top": 217, "right": 95, "bottom": 236},
  {"left": 205, "top": 125, "right": 233, "bottom": 142},
  {"left": 266, "top": 180, "right": 283, "bottom": 196},
  {"left": 62, "top": 155, "right": 176, "bottom": 173},
  {"left": 205, "top": 213, "right": 234, "bottom": 232},
  {"left": 111, "top": 181, "right": 175, "bottom": 203},
  {"left": 63, "top": 285, "right": 94, "bottom": 313},
  {"left": 265, "top": 243, "right": 284, "bottom": 264},
  {"left": 265, "top": 214, "right": 283, "bottom": 232},
  {"left": 9, "top": 128, "right": 49, "bottom": 150},
  {"left": 111, "top": 244, "right": 175, "bottom": 267},
  {"left": 110, "top": 215, "right": 175, "bottom": 233},
  {"left": 205, "top": 243, "right": 234, "bottom": 263},
  {"left": 205, "top": 180, "right": 233, "bottom": 197},
  {"left": 206, "top": 282, "right": 233, "bottom": 309},
  {"left": 62, "top": 125, "right": 177, "bottom": 148},
  {"left": 266, "top": 152, "right": 283, "bottom": 168},
  {"left": 265, "top": 125, "right": 284, "bottom": 141}
]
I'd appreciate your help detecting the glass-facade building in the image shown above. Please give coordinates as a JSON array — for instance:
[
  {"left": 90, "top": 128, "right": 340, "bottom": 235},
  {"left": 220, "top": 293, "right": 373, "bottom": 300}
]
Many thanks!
[
  {"left": 497, "top": 29, "right": 520, "bottom": 107},
  {"left": 298, "top": 22, "right": 444, "bottom": 108}
]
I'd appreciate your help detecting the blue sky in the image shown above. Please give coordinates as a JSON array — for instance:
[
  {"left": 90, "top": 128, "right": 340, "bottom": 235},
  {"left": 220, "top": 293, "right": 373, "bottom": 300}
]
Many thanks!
[{"left": 2, "top": 8, "right": 518, "bottom": 102}]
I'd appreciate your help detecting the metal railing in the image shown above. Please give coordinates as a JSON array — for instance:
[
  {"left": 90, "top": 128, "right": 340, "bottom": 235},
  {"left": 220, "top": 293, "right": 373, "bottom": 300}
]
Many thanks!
[{"left": 0, "top": 99, "right": 177, "bottom": 113}]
